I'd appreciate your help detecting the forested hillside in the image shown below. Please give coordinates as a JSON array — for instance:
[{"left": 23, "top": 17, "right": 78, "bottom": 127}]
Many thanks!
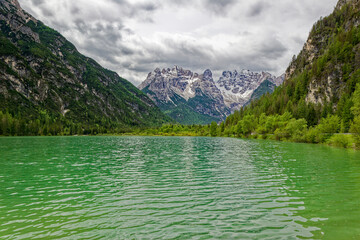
[
  {"left": 219, "top": 0, "right": 360, "bottom": 148},
  {"left": 0, "top": 0, "right": 171, "bottom": 136}
]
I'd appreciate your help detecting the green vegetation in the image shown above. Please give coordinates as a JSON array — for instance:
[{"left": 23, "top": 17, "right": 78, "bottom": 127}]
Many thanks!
[
  {"left": 210, "top": 121, "right": 217, "bottom": 137},
  {"left": 133, "top": 111, "right": 356, "bottom": 149},
  {"left": 246, "top": 80, "right": 276, "bottom": 105},
  {"left": 327, "top": 134, "right": 353, "bottom": 148},
  {"left": 1, "top": 0, "right": 359, "bottom": 153},
  {"left": 142, "top": 87, "right": 223, "bottom": 125},
  {"left": 129, "top": 124, "right": 211, "bottom": 137},
  {"left": 165, "top": 2, "right": 360, "bottom": 150},
  {"left": 123, "top": 3, "right": 360, "bottom": 150},
  {"left": 350, "top": 83, "right": 360, "bottom": 148},
  {"left": 0, "top": 8, "right": 170, "bottom": 133},
  {"left": 161, "top": 102, "right": 219, "bottom": 125},
  {"left": 0, "top": 109, "right": 147, "bottom": 136}
]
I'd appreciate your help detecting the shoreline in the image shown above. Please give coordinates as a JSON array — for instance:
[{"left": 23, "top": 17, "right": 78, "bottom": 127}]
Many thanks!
[{"left": 1, "top": 132, "right": 358, "bottom": 151}]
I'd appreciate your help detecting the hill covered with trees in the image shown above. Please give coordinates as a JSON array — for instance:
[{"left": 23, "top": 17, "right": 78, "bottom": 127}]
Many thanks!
[
  {"left": 209, "top": 0, "right": 360, "bottom": 148},
  {"left": 0, "top": 0, "right": 171, "bottom": 136}
]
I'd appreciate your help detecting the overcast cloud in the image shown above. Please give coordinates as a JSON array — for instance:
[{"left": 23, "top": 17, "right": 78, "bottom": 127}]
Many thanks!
[{"left": 19, "top": 0, "right": 338, "bottom": 85}]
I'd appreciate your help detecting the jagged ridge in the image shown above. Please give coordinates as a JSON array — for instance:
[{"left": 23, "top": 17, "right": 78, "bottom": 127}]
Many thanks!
[
  {"left": 139, "top": 66, "right": 284, "bottom": 124},
  {"left": 139, "top": 67, "right": 230, "bottom": 124},
  {"left": 217, "top": 70, "right": 284, "bottom": 110}
]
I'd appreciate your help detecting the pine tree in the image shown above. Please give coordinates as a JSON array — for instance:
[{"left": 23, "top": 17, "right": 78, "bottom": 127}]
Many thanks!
[{"left": 210, "top": 122, "right": 218, "bottom": 137}]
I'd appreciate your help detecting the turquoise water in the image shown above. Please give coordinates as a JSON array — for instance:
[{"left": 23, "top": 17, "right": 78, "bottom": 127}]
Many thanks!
[{"left": 0, "top": 136, "right": 360, "bottom": 239}]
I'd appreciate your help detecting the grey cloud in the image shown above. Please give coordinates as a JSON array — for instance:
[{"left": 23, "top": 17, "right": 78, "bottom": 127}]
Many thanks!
[
  {"left": 259, "top": 37, "right": 288, "bottom": 58},
  {"left": 70, "top": 6, "right": 80, "bottom": 15},
  {"left": 163, "top": 40, "right": 213, "bottom": 59},
  {"left": 41, "top": 7, "right": 54, "bottom": 17},
  {"left": 82, "top": 41, "right": 119, "bottom": 65},
  {"left": 78, "top": 28, "right": 125, "bottom": 62},
  {"left": 204, "top": 0, "right": 236, "bottom": 14},
  {"left": 30, "top": 0, "right": 44, "bottom": 5},
  {"left": 135, "top": 2, "right": 158, "bottom": 12},
  {"left": 292, "top": 35, "right": 306, "bottom": 45},
  {"left": 105, "top": 0, "right": 160, "bottom": 19},
  {"left": 205, "top": 0, "right": 236, "bottom": 8},
  {"left": 74, "top": 19, "right": 87, "bottom": 33},
  {"left": 248, "top": 1, "right": 270, "bottom": 17},
  {"left": 108, "top": 0, "right": 127, "bottom": 4},
  {"left": 127, "top": 64, "right": 153, "bottom": 73},
  {"left": 18, "top": 0, "right": 339, "bottom": 85},
  {"left": 120, "top": 47, "right": 135, "bottom": 56}
]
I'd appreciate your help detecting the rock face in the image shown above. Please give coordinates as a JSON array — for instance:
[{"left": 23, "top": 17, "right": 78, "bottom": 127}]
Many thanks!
[
  {"left": 0, "top": 0, "right": 170, "bottom": 127},
  {"left": 139, "top": 67, "right": 230, "bottom": 124},
  {"left": 336, "top": 0, "right": 359, "bottom": 10},
  {"left": 285, "top": 0, "right": 360, "bottom": 106},
  {"left": 217, "top": 70, "right": 284, "bottom": 110},
  {"left": 139, "top": 66, "right": 284, "bottom": 124}
]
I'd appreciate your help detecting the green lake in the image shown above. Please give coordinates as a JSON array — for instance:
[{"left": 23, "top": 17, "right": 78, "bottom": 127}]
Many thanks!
[{"left": 0, "top": 136, "right": 360, "bottom": 239}]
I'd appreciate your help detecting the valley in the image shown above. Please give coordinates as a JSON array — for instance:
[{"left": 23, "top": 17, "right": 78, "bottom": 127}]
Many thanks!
[{"left": 1, "top": 0, "right": 360, "bottom": 239}]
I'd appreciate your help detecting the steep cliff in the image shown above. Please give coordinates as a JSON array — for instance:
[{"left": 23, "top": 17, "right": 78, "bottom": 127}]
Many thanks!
[{"left": 285, "top": 0, "right": 360, "bottom": 107}]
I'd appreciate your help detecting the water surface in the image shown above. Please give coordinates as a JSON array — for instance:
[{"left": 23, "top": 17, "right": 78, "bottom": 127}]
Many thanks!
[{"left": 0, "top": 136, "right": 360, "bottom": 239}]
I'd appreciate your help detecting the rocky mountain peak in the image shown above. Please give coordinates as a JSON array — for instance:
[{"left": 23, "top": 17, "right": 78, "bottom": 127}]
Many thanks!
[
  {"left": 139, "top": 67, "right": 230, "bottom": 124},
  {"left": 216, "top": 69, "right": 284, "bottom": 110},
  {"left": 9, "top": 0, "right": 20, "bottom": 8},
  {"left": 203, "top": 69, "right": 213, "bottom": 80},
  {"left": 139, "top": 67, "right": 285, "bottom": 124},
  {"left": 1, "top": 0, "right": 35, "bottom": 21},
  {"left": 154, "top": 68, "right": 161, "bottom": 74},
  {"left": 336, "top": 0, "right": 359, "bottom": 10},
  {"left": 1, "top": 0, "right": 20, "bottom": 9},
  {"left": 174, "top": 65, "right": 182, "bottom": 73},
  {"left": 0, "top": 0, "right": 40, "bottom": 43}
]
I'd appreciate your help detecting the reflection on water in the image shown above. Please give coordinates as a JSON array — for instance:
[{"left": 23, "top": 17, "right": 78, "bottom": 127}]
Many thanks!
[{"left": 0, "top": 136, "right": 360, "bottom": 239}]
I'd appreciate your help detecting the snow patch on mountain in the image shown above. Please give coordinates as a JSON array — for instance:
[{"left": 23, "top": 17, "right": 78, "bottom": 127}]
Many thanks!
[
  {"left": 216, "top": 70, "right": 285, "bottom": 110},
  {"left": 139, "top": 66, "right": 285, "bottom": 122}
]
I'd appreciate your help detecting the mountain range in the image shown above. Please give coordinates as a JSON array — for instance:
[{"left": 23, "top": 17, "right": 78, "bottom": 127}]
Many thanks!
[
  {"left": 0, "top": 0, "right": 358, "bottom": 136},
  {"left": 139, "top": 67, "right": 284, "bottom": 124}
]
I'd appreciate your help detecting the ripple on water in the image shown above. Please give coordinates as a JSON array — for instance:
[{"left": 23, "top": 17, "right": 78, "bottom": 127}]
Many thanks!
[{"left": 1, "top": 136, "right": 360, "bottom": 239}]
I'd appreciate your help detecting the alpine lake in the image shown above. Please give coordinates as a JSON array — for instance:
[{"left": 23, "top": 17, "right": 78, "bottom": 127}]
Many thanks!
[{"left": 1, "top": 136, "right": 360, "bottom": 239}]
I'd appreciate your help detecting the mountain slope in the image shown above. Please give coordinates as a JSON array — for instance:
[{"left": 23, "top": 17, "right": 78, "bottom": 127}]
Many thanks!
[
  {"left": 221, "top": 0, "right": 360, "bottom": 141},
  {"left": 139, "top": 66, "right": 284, "bottom": 124},
  {"left": 246, "top": 80, "right": 277, "bottom": 105},
  {"left": 280, "top": 0, "right": 360, "bottom": 130},
  {"left": 139, "top": 67, "right": 231, "bottom": 124},
  {"left": 0, "top": 0, "right": 170, "bottom": 135},
  {"left": 217, "top": 70, "right": 284, "bottom": 110}
]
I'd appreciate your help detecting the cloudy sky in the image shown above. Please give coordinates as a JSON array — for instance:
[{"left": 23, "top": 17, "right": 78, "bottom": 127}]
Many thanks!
[{"left": 19, "top": 0, "right": 338, "bottom": 86}]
